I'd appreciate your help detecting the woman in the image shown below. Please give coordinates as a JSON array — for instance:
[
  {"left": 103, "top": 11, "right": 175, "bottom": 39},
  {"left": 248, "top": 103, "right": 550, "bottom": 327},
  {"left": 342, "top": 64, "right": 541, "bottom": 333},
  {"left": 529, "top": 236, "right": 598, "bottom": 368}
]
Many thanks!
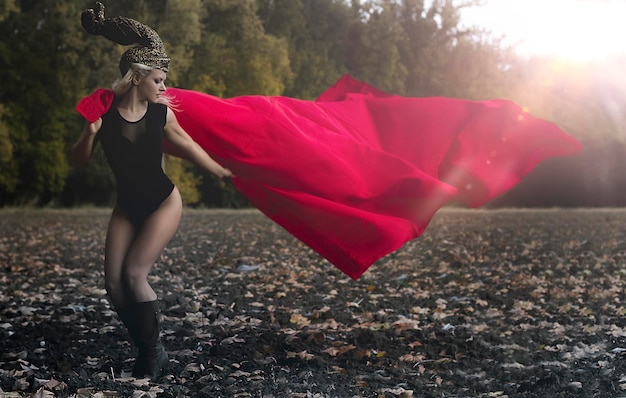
[
  {"left": 74, "top": 1, "right": 581, "bottom": 378},
  {"left": 72, "top": 2, "right": 232, "bottom": 379}
]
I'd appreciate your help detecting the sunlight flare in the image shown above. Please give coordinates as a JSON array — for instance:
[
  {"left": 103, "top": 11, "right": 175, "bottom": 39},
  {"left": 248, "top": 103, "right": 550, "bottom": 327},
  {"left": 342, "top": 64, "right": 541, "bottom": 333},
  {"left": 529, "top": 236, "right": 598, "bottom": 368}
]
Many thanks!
[{"left": 461, "top": 0, "right": 626, "bottom": 62}]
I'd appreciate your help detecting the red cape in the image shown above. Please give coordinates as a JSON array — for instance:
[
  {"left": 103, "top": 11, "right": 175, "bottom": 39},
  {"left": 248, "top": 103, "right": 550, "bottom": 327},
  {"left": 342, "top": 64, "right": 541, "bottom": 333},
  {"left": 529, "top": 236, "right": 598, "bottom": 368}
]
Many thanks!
[{"left": 77, "top": 74, "right": 581, "bottom": 279}]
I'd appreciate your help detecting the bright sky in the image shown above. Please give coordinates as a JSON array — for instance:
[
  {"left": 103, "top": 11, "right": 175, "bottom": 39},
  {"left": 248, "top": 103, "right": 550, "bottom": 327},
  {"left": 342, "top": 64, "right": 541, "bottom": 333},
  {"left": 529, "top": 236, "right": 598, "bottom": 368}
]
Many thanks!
[{"left": 460, "top": 0, "right": 626, "bottom": 62}]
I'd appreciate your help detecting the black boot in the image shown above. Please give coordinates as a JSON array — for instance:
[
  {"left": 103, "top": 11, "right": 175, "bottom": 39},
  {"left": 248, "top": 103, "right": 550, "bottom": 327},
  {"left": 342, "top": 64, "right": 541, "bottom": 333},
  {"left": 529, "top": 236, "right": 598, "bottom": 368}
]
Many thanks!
[
  {"left": 117, "top": 307, "right": 139, "bottom": 345},
  {"left": 116, "top": 306, "right": 144, "bottom": 374},
  {"left": 130, "top": 300, "right": 169, "bottom": 380}
]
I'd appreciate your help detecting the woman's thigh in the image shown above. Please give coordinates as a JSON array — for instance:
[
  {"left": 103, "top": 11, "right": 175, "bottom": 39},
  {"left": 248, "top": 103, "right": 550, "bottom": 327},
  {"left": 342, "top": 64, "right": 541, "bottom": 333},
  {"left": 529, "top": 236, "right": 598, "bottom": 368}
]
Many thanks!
[
  {"left": 124, "top": 188, "right": 183, "bottom": 277},
  {"left": 104, "top": 206, "right": 137, "bottom": 285}
]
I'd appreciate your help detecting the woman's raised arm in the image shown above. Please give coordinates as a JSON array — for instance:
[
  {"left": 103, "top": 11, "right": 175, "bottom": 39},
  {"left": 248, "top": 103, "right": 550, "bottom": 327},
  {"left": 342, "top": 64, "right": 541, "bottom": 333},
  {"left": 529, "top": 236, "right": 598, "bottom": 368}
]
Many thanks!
[{"left": 163, "top": 108, "right": 233, "bottom": 179}]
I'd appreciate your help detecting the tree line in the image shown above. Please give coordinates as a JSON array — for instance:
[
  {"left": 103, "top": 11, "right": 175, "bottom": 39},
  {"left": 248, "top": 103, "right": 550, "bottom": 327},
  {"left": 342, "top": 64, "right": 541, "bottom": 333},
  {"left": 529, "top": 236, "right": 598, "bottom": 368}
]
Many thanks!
[{"left": 0, "top": 0, "right": 624, "bottom": 208}]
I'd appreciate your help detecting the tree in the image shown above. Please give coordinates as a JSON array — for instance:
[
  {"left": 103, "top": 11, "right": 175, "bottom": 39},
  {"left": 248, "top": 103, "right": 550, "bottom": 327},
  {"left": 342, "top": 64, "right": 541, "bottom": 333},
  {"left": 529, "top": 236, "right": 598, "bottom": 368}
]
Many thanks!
[
  {"left": 0, "top": 0, "right": 614, "bottom": 207},
  {"left": 0, "top": 1, "right": 89, "bottom": 203},
  {"left": 341, "top": 0, "right": 408, "bottom": 93},
  {"left": 0, "top": 104, "right": 17, "bottom": 197},
  {"left": 158, "top": 0, "right": 205, "bottom": 86},
  {"left": 185, "top": 0, "right": 292, "bottom": 97},
  {"left": 259, "top": 0, "right": 351, "bottom": 99}
]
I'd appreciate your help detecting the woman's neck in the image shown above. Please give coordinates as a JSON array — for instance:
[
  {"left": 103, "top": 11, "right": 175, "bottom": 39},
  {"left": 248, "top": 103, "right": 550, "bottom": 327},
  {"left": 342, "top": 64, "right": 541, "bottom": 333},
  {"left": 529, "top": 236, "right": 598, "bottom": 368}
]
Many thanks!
[{"left": 116, "top": 90, "right": 148, "bottom": 121}]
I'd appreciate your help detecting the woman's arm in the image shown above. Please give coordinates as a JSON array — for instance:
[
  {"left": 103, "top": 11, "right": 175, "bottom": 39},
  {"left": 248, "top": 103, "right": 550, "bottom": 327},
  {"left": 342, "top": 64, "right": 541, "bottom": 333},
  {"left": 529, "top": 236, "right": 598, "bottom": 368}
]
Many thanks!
[
  {"left": 163, "top": 108, "right": 233, "bottom": 179},
  {"left": 71, "top": 119, "right": 102, "bottom": 167}
]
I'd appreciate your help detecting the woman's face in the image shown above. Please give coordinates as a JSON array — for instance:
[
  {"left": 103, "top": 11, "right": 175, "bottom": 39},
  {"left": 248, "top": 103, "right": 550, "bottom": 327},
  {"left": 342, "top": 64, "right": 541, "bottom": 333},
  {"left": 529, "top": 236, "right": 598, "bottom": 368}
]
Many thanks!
[{"left": 136, "top": 69, "right": 167, "bottom": 103}]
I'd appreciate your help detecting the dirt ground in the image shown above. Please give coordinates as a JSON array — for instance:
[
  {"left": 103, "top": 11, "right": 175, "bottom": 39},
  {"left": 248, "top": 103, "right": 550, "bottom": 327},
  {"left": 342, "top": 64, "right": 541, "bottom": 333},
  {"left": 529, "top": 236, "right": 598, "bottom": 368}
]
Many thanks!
[{"left": 2, "top": 208, "right": 626, "bottom": 398}]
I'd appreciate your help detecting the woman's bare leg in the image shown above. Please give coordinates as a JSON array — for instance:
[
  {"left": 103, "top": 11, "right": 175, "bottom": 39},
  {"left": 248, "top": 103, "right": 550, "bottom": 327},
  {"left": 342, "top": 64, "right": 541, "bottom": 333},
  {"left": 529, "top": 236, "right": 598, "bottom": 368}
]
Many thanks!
[
  {"left": 104, "top": 207, "right": 137, "bottom": 310},
  {"left": 101, "top": 190, "right": 181, "bottom": 379},
  {"left": 122, "top": 188, "right": 182, "bottom": 303}
]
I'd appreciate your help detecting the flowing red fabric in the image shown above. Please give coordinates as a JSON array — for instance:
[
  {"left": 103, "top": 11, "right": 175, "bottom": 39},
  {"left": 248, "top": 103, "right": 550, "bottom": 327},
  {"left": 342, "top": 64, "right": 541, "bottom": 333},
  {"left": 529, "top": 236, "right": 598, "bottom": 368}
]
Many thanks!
[
  {"left": 76, "top": 88, "right": 115, "bottom": 123},
  {"left": 77, "top": 74, "right": 581, "bottom": 279},
  {"left": 163, "top": 75, "right": 582, "bottom": 278}
]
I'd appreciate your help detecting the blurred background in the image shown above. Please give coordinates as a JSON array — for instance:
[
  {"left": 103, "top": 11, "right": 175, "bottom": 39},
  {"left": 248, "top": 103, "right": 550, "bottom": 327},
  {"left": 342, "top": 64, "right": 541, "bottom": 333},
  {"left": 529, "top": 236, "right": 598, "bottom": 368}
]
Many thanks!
[{"left": 0, "top": 0, "right": 623, "bottom": 208}]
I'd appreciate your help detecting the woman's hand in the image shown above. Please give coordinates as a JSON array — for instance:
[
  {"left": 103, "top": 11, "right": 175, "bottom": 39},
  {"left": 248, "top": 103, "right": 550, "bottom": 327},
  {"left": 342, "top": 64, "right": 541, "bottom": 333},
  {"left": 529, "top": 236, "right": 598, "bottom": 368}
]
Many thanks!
[
  {"left": 86, "top": 118, "right": 102, "bottom": 136},
  {"left": 218, "top": 167, "right": 234, "bottom": 179}
]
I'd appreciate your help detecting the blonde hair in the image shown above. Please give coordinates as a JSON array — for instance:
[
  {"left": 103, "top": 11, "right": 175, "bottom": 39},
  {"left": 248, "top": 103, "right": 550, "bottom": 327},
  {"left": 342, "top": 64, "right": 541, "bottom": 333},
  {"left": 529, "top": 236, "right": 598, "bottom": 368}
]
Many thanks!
[{"left": 111, "top": 63, "right": 177, "bottom": 109}]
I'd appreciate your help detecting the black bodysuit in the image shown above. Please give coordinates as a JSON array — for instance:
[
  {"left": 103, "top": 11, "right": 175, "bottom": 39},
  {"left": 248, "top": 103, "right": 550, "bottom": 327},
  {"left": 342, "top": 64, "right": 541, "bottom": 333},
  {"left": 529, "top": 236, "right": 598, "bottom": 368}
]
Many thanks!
[{"left": 95, "top": 102, "right": 175, "bottom": 228}]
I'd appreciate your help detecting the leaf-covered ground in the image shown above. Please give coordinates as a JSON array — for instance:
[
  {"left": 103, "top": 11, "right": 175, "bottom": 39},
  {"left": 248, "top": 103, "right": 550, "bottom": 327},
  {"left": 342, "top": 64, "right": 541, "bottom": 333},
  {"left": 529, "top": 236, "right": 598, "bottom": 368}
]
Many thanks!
[{"left": 2, "top": 208, "right": 626, "bottom": 398}]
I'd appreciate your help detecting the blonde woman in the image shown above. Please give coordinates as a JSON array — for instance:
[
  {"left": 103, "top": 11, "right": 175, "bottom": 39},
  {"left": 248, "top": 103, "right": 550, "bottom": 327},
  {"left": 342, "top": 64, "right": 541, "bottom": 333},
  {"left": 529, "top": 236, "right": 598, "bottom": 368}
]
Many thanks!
[{"left": 72, "top": 2, "right": 231, "bottom": 379}]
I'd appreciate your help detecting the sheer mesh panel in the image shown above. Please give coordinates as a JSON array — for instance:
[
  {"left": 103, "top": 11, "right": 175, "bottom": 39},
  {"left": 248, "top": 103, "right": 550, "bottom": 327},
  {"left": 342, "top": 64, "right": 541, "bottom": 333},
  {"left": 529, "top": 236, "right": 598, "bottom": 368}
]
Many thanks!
[{"left": 120, "top": 118, "right": 146, "bottom": 143}]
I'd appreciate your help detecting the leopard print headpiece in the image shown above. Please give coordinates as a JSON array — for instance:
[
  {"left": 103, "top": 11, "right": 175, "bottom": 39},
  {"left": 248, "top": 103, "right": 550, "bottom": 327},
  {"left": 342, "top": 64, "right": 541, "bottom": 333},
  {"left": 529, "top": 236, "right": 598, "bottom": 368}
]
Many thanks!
[{"left": 81, "top": 2, "right": 170, "bottom": 75}]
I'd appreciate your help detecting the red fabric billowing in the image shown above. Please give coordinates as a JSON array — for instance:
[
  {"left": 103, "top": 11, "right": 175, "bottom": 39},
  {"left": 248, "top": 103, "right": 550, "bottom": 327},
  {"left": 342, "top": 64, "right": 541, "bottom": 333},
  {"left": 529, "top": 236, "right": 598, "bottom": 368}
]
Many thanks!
[
  {"left": 76, "top": 75, "right": 581, "bottom": 279},
  {"left": 75, "top": 89, "right": 115, "bottom": 123},
  {"left": 162, "top": 74, "right": 581, "bottom": 279}
]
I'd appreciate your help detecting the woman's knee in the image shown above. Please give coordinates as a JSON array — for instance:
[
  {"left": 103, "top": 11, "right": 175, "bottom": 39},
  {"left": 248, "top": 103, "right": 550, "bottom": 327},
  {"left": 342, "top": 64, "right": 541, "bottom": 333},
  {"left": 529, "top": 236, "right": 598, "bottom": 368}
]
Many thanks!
[
  {"left": 121, "top": 264, "right": 148, "bottom": 291},
  {"left": 104, "top": 278, "right": 124, "bottom": 298}
]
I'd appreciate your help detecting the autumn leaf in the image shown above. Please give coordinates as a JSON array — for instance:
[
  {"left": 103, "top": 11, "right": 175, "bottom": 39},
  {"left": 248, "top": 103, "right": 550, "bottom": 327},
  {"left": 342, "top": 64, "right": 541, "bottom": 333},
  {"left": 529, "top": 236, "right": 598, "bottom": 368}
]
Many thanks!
[{"left": 289, "top": 313, "right": 311, "bottom": 327}]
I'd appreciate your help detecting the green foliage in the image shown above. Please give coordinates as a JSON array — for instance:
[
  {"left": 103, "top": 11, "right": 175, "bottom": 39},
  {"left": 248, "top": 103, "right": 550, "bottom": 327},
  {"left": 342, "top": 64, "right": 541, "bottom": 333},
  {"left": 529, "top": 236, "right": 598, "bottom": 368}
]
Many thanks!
[
  {"left": 188, "top": 0, "right": 293, "bottom": 96},
  {"left": 29, "top": 140, "right": 71, "bottom": 195},
  {"left": 0, "top": 104, "right": 18, "bottom": 192},
  {"left": 199, "top": 176, "right": 249, "bottom": 208},
  {"left": 345, "top": 0, "right": 410, "bottom": 93},
  {"left": 159, "top": 0, "right": 204, "bottom": 86},
  {"left": 0, "top": 0, "right": 89, "bottom": 202},
  {"left": 61, "top": 146, "right": 115, "bottom": 207},
  {"left": 0, "top": 0, "right": 17, "bottom": 22},
  {"left": 0, "top": 0, "right": 621, "bottom": 207},
  {"left": 259, "top": 0, "right": 349, "bottom": 98}
]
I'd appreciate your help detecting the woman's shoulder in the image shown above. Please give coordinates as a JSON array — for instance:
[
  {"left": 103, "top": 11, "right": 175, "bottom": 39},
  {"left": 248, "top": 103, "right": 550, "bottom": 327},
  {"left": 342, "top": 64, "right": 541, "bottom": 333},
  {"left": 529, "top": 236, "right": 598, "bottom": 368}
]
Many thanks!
[
  {"left": 148, "top": 102, "right": 168, "bottom": 124},
  {"left": 149, "top": 102, "right": 168, "bottom": 113}
]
